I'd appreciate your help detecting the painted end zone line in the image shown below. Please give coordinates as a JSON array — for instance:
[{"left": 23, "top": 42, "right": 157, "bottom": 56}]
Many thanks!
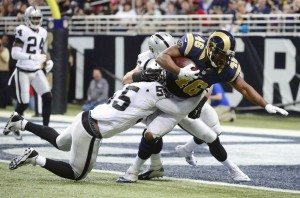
[{"left": 0, "top": 159, "right": 298, "bottom": 194}]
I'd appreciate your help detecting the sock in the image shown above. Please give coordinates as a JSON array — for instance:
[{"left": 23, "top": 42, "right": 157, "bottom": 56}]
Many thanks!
[
  {"left": 35, "top": 155, "right": 46, "bottom": 166},
  {"left": 183, "top": 138, "right": 199, "bottom": 153},
  {"left": 150, "top": 154, "right": 163, "bottom": 170},
  {"left": 207, "top": 137, "right": 227, "bottom": 162},
  {"left": 221, "top": 159, "right": 238, "bottom": 171},
  {"left": 131, "top": 156, "right": 146, "bottom": 172},
  {"left": 21, "top": 119, "right": 28, "bottom": 131},
  {"left": 25, "top": 122, "right": 59, "bottom": 148}
]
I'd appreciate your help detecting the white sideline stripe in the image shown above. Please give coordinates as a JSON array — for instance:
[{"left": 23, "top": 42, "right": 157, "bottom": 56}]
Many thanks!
[{"left": 0, "top": 159, "right": 298, "bottom": 194}]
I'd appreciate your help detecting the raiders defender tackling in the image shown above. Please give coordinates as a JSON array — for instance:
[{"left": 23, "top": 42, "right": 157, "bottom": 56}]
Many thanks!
[
  {"left": 4, "top": 6, "right": 53, "bottom": 140},
  {"left": 118, "top": 32, "right": 251, "bottom": 183}
]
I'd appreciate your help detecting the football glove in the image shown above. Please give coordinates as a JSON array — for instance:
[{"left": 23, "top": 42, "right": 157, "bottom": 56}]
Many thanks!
[
  {"left": 188, "top": 96, "right": 208, "bottom": 119},
  {"left": 30, "top": 54, "right": 47, "bottom": 63},
  {"left": 265, "top": 104, "right": 288, "bottom": 116},
  {"left": 45, "top": 60, "right": 54, "bottom": 73},
  {"left": 178, "top": 64, "right": 199, "bottom": 80}
]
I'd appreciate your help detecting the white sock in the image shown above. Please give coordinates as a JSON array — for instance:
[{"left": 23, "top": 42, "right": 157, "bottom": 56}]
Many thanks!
[
  {"left": 35, "top": 155, "right": 46, "bottom": 167},
  {"left": 131, "top": 156, "right": 146, "bottom": 172},
  {"left": 183, "top": 138, "right": 199, "bottom": 153},
  {"left": 221, "top": 159, "right": 238, "bottom": 171},
  {"left": 21, "top": 119, "right": 28, "bottom": 131},
  {"left": 150, "top": 154, "right": 163, "bottom": 170}
]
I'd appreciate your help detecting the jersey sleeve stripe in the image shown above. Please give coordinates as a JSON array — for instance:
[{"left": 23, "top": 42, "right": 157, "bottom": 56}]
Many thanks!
[
  {"left": 229, "top": 65, "right": 241, "bottom": 82},
  {"left": 184, "top": 33, "right": 194, "bottom": 56}
]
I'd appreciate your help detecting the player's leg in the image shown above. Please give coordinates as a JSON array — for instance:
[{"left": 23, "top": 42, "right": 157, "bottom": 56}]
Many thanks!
[
  {"left": 8, "top": 70, "right": 30, "bottom": 140},
  {"left": 10, "top": 112, "right": 101, "bottom": 180},
  {"left": 32, "top": 70, "right": 52, "bottom": 126},
  {"left": 177, "top": 117, "right": 250, "bottom": 181}
]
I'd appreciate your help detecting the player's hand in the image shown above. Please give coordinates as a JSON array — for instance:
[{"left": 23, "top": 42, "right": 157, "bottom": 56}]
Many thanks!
[
  {"left": 265, "top": 104, "right": 288, "bottom": 116},
  {"left": 30, "top": 54, "right": 47, "bottom": 63},
  {"left": 178, "top": 64, "right": 199, "bottom": 80},
  {"left": 45, "top": 60, "right": 53, "bottom": 73}
]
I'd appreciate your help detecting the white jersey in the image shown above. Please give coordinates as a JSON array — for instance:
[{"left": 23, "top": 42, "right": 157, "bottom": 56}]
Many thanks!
[
  {"left": 91, "top": 81, "right": 166, "bottom": 138},
  {"left": 14, "top": 24, "right": 47, "bottom": 70}
]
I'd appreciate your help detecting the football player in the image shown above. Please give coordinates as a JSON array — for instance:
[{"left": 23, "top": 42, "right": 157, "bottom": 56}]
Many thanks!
[
  {"left": 118, "top": 32, "right": 251, "bottom": 183},
  {"left": 4, "top": 6, "right": 53, "bottom": 140},
  {"left": 4, "top": 80, "right": 202, "bottom": 180}
]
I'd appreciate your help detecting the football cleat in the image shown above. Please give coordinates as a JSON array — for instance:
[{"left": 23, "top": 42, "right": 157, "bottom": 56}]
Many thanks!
[
  {"left": 3, "top": 112, "right": 24, "bottom": 135},
  {"left": 13, "top": 130, "right": 22, "bottom": 140},
  {"left": 9, "top": 148, "right": 38, "bottom": 170},
  {"left": 229, "top": 167, "right": 251, "bottom": 182},
  {"left": 138, "top": 167, "right": 164, "bottom": 180},
  {"left": 175, "top": 145, "right": 197, "bottom": 166},
  {"left": 116, "top": 166, "right": 139, "bottom": 183}
]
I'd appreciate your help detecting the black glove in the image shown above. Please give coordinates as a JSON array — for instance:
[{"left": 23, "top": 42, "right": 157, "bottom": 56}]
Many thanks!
[
  {"left": 188, "top": 96, "right": 208, "bottom": 119},
  {"left": 132, "top": 69, "right": 163, "bottom": 82}
]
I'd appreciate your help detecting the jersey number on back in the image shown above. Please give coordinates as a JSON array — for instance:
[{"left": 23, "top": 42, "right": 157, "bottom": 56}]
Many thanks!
[
  {"left": 26, "top": 37, "right": 44, "bottom": 54},
  {"left": 112, "top": 85, "right": 140, "bottom": 111}
]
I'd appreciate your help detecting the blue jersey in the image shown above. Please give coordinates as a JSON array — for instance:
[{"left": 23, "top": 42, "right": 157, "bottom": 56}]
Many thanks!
[{"left": 166, "top": 33, "right": 241, "bottom": 98}]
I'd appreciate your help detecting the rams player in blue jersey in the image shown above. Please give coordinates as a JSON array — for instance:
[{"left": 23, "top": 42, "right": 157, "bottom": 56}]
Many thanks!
[{"left": 156, "top": 30, "right": 288, "bottom": 116}]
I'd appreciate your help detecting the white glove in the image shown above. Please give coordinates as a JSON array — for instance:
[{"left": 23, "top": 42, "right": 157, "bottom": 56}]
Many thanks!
[
  {"left": 265, "top": 104, "right": 288, "bottom": 116},
  {"left": 45, "top": 60, "right": 54, "bottom": 73},
  {"left": 178, "top": 64, "right": 199, "bottom": 80},
  {"left": 30, "top": 54, "right": 47, "bottom": 63}
]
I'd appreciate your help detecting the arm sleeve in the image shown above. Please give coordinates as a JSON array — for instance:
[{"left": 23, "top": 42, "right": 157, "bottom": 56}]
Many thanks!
[{"left": 11, "top": 46, "right": 30, "bottom": 60}]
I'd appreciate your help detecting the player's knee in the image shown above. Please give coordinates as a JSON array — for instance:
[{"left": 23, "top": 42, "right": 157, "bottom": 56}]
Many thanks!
[
  {"left": 138, "top": 136, "right": 152, "bottom": 160},
  {"left": 144, "top": 131, "right": 154, "bottom": 142},
  {"left": 42, "top": 92, "right": 52, "bottom": 104},
  {"left": 207, "top": 137, "right": 227, "bottom": 162}
]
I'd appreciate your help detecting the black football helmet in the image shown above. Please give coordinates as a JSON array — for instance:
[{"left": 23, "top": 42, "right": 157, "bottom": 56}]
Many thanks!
[{"left": 206, "top": 30, "right": 236, "bottom": 68}]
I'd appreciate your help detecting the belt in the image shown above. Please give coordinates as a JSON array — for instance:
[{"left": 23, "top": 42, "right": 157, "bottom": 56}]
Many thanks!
[
  {"left": 82, "top": 111, "right": 102, "bottom": 139},
  {"left": 17, "top": 68, "right": 40, "bottom": 73}
]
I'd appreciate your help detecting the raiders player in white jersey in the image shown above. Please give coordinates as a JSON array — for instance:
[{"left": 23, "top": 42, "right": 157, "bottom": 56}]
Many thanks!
[
  {"left": 3, "top": 6, "right": 53, "bottom": 140},
  {"left": 4, "top": 81, "right": 203, "bottom": 180},
  {"left": 117, "top": 32, "right": 250, "bottom": 183}
]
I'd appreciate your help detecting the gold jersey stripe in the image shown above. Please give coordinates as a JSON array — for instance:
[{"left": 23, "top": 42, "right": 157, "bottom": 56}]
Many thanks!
[
  {"left": 184, "top": 33, "right": 194, "bottom": 56},
  {"left": 230, "top": 64, "right": 241, "bottom": 82}
]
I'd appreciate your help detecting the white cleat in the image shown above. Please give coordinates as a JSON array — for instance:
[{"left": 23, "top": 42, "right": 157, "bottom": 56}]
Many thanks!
[
  {"left": 9, "top": 148, "right": 38, "bottom": 170},
  {"left": 3, "top": 112, "right": 24, "bottom": 136},
  {"left": 175, "top": 145, "right": 197, "bottom": 166},
  {"left": 116, "top": 166, "right": 139, "bottom": 183},
  {"left": 229, "top": 167, "right": 251, "bottom": 182}
]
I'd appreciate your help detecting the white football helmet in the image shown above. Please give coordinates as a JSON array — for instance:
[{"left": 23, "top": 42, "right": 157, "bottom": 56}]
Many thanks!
[
  {"left": 24, "top": 6, "right": 43, "bottom": 30},
  {"left": 148, "top": 32, "right": 175, "bottom": 57}
]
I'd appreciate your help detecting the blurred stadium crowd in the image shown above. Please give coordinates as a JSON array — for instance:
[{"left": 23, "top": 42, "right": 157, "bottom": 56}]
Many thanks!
[{"left": 1, "top": 0, "right": 299, "bottom": 18}]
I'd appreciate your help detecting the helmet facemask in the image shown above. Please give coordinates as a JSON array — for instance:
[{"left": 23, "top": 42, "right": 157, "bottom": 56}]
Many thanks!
[{"left": 207, "top": 41, "right": 235, "bottom": 68}]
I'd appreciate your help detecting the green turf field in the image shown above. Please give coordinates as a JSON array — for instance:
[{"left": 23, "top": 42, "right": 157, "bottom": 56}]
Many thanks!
[{"left": 0, "top": 162, "right": 298, "bottom": 198}]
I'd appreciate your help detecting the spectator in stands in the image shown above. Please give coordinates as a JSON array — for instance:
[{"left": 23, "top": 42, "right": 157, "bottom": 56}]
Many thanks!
[
  {"left": 144, "top": 0, "right": 162, "bottom": 16},
  {"left": 115, "top": 1, "right": 137, "bottom": 18},
  {"left": 252, "top": 0, "right": 271, "bottom": 14},
  {"left": 82, "top": 68, "right": 109, "bottom": 111},
  {"left": 178, "top": 0, "right": 194, "bottom": 14},
  {"left": 292, "top": 0, "right": 300, "bottom": 13},
  {"left": 236, "top": 0, "right": 250, "bottom": 33},
  {"left": 103, "top": 0, "right": 120, "bottom": 15},
  {"left": 135, "top": 0, "right": 146, "bottom": 15},
  {"left": 0, "top": 37, "right": 10, "bottom": 108},
  {"left": 209, "top": 83, "right": 236, "bottom": 122},
  {"left": 164, "top": 1, "right": 179, "bottom": 15}
]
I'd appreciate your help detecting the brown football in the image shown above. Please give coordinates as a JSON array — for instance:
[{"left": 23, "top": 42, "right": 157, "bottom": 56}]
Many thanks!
[{"left": 173, "top": 57, "right": 197, "bottom": 70}]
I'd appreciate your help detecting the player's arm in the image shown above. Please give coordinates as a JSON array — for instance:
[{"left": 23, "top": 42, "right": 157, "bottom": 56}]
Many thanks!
[
  {"left": 156, "top": 45, "right": 182, "bottom": 75},
  {"left": 122, "top": 65, "right": 140, "bottom": 84},
  {"left": 230, "top": 76, "right": 288, "bottom": 115}
]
